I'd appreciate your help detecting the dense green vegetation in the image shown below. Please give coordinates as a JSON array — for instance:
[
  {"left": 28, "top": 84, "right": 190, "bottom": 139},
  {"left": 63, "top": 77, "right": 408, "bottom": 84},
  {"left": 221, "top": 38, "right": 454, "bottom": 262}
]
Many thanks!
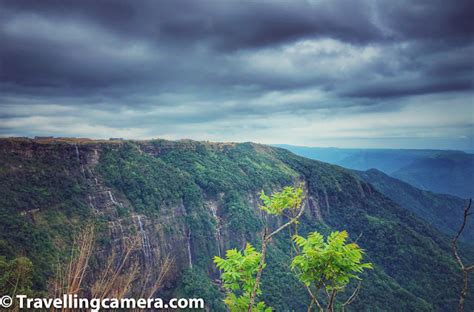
[
  {"left": 222, "top": 190, "right": 262, "bottom": 238},
  {"left": 0, "top": 256, "right": 34, "bottom": 296},
  {"left": 155, "top": 142, "right": 296, "bottom": 196},
  {"left": 97, "top": 143, "right": 193, "bottom": 215},
  {"left": 0, "top": 139, "right": 473, "bottom": 311},
  {"left": 176, "top": 268, "right": 226, "bottom": 311},
  {"left": 0, "top": 141, "right": 91, "bottom": 291}
]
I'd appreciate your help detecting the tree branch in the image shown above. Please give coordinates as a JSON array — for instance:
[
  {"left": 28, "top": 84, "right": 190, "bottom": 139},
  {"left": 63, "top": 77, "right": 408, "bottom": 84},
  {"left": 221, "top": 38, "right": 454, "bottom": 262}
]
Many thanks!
[
  {"left": 326, "top": 289, "right": 337, "bottom": 312},
  {"left": 452, "top": 199, "right": 472, "bottom": 312},
  {"left": 341, "top": 282, "right": 361, "bottom": 312},
  {"left": 266, "top": 203, "right": 306, "bottom": 242},
  {"left": 305, "top": 285, "right": 323, "bottom": 312},
  {"left": 248, "top": 228, "right": 268, "bottom": 312}
]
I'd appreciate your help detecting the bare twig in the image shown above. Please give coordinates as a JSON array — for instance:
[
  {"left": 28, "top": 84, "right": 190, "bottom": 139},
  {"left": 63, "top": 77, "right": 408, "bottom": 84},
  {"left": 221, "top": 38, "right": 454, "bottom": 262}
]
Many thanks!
[
  {"left": 341, "top": 282, "right": 361, "bottom": 312},
  {"left": 305, "top": 285, "right": 323, "bottom": 312},
  {"left": 307, "top": 299, "right": 314, "bottom": 312},
  {"left": 354, "top": 232, "right": 363, "bottom": 244},
  {"left": 452, "top": 199, "right": 473, "bottom": 312},
  {"left": 51, "top": 225, "right": 171, "bottom": 312}
]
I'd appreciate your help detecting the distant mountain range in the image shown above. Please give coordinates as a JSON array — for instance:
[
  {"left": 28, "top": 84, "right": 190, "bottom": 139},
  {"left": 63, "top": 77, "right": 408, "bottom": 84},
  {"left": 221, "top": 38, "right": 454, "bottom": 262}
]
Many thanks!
[{"left": 276, "top": 145, "right": 474, "bottom": 199}]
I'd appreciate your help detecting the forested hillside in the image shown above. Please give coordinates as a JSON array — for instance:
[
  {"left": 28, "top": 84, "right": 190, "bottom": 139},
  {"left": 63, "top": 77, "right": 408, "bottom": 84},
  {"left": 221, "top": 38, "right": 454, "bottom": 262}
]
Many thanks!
[
  {"left": 355, "top": 168, "right": 473, "bottom": 243},
  {"left": 0, "top": 138, "right": 472, "bottom": 311},
  {"left": 392, "top": 153, "right": 474, "bottom": 199}
]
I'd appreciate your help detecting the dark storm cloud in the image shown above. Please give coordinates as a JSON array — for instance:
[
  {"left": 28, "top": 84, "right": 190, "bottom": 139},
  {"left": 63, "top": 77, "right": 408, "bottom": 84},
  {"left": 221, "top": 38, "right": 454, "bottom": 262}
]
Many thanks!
[
  {"left": 378, "top": 0, "right": 473, "bottom": 40},
  {"left": 0, "top": 0, "right": 380, "bottom": 98},
  {"left": 1, "top": 0, "right": 472, "bottom": 96},
  {"left": 0, "top": 0, "right": 473, "bottom": 148},
  {"left": 1, "top": 0, "right": 384, "bottom": 47}
]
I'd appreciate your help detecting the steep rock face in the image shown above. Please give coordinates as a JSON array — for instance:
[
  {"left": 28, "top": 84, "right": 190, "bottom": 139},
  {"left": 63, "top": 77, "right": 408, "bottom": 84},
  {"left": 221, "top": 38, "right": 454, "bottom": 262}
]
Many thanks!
[{"left": 0, "top": 138, "right": 472, "bottom": 311}]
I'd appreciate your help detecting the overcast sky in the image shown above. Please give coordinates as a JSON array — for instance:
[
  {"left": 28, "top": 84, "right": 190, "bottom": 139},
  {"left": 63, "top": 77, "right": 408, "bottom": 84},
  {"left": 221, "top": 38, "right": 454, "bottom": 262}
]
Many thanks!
[{"left": 0, "top": 0, "right": 473, "bottom": 149}]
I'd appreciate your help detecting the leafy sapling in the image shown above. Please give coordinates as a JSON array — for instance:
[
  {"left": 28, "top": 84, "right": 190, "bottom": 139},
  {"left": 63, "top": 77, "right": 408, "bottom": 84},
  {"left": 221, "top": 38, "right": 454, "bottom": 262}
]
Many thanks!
[
  {"left": 214, "top": 185, "right": 306, "bottom": 312},
  {"left": 214, "top": 244, "right": 272, "bottom": 312},
  {"left": 291, "top": 231, "right": 372, "bottom": 312},
  {"left": 249, "top": 185, "right": 305, "bottom": 311}
]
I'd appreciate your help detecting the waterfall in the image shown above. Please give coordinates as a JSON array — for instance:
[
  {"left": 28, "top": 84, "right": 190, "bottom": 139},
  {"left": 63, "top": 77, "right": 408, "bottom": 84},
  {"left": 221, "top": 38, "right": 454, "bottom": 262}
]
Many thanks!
[
  {"left": 74, "top": 144, "right": 80, "bottom": 161},
  {"left": 187, "top": 229, "right": 193, "bottom": 268},
  {"left": 137, "top": 215, "right": 152, "bottom": 262},
  {"left": 88, "top": 194, "right": 98, "bottom": 213},
  {"left": 324, "top": 190, "right": 330, "bottom": 214},
  {"left": 74, "top": 144, "right": 86, "bottom": 177},
  {"left": 209, "top": 204, "right": 222, "bottom": 257},
  {"left": 112, "top": 221, "right": 125, "bottom": 242},
  {"left": 117, "top": 221, "right": 124, "bottom": 238},
  {"left": 107, "top": 190, "right": 119, "bottom": 205},
  {"left": 108, "top": 191, "right": 124, "bottom": 210}
]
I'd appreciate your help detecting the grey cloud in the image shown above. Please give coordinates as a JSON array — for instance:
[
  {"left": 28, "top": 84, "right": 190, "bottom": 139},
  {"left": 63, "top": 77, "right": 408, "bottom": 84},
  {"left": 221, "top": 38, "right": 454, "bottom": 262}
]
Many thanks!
[{"left": 342, "top": 78, "right": 472, "bottom": 99}]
